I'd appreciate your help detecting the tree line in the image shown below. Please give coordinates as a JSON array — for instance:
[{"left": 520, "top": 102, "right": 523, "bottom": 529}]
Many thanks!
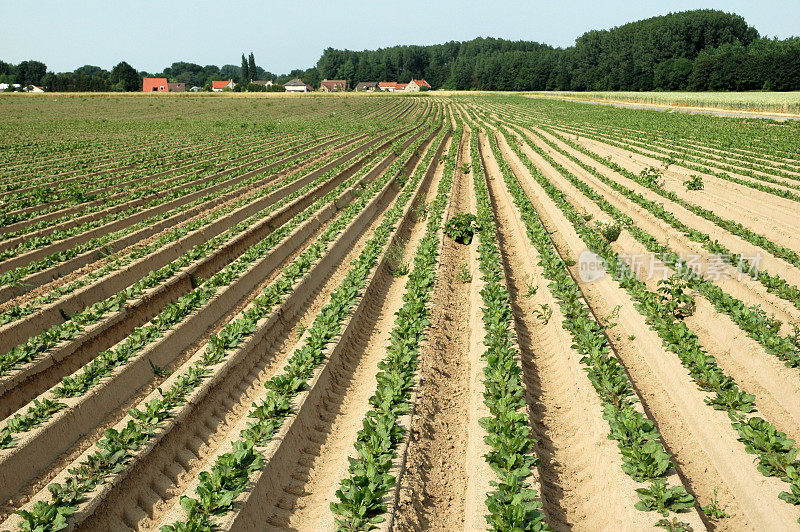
[
  {"left": 2, "top": 10, "right": 798, "bottom": 93},
  {"left": 0, "top": 53, "right": 279, "bottom": 92},
  {"left": 312, "top": 10, "right": 800, "bottom": 91}
]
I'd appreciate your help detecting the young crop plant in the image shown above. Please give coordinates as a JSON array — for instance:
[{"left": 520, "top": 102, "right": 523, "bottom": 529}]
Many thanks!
[
  {"left": 701, "top": 488, "right": 730, "bottom": 521},
  {"left": 656, "top": 276, "right": 695, "bottom": 319},
  {"left": 385, "top": 242, "right": 411, "bottom": 277},
  {"left": 635, "top": 479, "right": 696, "bottom": 516},
  {"left": 640, "top": 167, "right": 665, "bottom": 188},
  {"left": 525, "top": 279, "right": 538, "bottom": 297},
  {"left": 532, "top": 303, "right": 553, "bottom": 324},
  {"left": 456, "top": 264, "right": 473, "bottom": 283},
  {"left": 683, "top": 175, "right": 704, "bottom": 191},
  {"left": 594, "top": 219, "right": 622, "bottom": 242},
  {"left": 655, "top": 517, "right": 694, "bottom": 531},
  {"left": 444, "top": 212, "right": 480, "bottom": 245}
]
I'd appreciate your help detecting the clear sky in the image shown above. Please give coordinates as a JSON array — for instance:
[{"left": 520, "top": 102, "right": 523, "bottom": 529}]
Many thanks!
[{"left": 2, "top": 0, "right": 798, "bottom": 74}]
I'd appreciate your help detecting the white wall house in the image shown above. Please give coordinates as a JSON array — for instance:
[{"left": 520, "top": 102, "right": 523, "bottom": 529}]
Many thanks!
[{"left": 284, "top": 78, "right": 310, "bottom": 93}]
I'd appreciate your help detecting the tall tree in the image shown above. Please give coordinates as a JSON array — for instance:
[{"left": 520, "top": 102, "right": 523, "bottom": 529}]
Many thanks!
[
  {"left": 240, "top": 54, "right": 249, "bottom": 84},
  {"left": 248, "top": 52, "right": 257, "bottom": 80}
]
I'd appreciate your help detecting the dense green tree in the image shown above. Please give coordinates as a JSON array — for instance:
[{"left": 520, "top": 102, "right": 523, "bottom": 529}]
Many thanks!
[
  {"left": 248, "top": 52, "right": 257, "bottom": 80},
  {"left": 240, "top": 54, "right": 250, "bottom": 84},
  {"left": 109, "top": 61, "right": 140, "bottom": 91},
  {"left": 16, "top": 60, "right": 47, "bottom": 86}
]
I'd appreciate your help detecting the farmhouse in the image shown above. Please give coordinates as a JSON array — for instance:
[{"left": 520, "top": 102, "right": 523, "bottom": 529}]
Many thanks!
[
  {"left": 355, "top": 82, "right": 378, "bottom": 92},
  {"left": 211, "top": 80, "right": 236, "bottom": 92},
  {"left": 167, "top": 83, "right": 185, "bottom": 92},
  {"left": 143, "top": 78, "right": 169, "bottom": 92},
  {"left": 378, "top": 82, "right": 398, "bottom": 92},
  {"left": 284, "top": 78, "right": 311, "bottom": 93},
  {"left": 0, "top": 83, "right": 21, "bottom": 91},
  {"left": 251, "top": 80, "right": 274, "bottom": 87},
  {"left": 396, "top": 83, "right": 408, "bottom": 91},
  {"left": 320, "top": 79, "right": 348, "bottom": 92},
  {"left": 405, "top": 79, "right": 431, "bottom": 92}
]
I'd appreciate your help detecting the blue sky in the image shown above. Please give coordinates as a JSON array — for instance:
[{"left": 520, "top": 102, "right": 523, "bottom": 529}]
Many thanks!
[{"left": 2, "top": 0, "right": 798, "bottom": 74}]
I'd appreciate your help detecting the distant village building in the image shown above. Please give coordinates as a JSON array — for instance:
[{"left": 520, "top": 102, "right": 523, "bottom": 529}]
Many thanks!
[
  {"left": 355, "top": 82, "right": 378, "bottom": 91},
  {"left": 143, "top": 77, "right": 169, "bottom": 92},
  {"left": 405, "top": 79, "right": 431, "bottom": 92},
  {"left": 24, "top": 85, "right": 44, "bottom": 93},
  {"left": 320, "top": 79, "right": 348, "bottom": 92},
  {"left": 378, "top": 82, "right": 398, "bottom": 92},
  {"left": 284, "top": 78, "right": 310, "bottom": 93},
  {"left": 251, "top": 80, "right": 274, "bottom": 87},
  {"left": 211, "top": 80, "right": 236, "bottom": 91},
  {"left": 396, "top": 83, "right": 408, "bottom": 91},
  {"left": 167, "top": 82, "right": 185, "bottom": 92},
  {"left": 0, "top": 83, "right": 21, "bottom": 91},
  {"left": 189, "top": 86, "right": 202, "bottom": 92}
]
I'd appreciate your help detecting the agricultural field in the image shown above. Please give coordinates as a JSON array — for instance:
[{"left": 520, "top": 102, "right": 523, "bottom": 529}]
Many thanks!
[
  {"left": 0, "top": 92, "right": 799, "bottom": 531},
  {"left": 527, "top": 90, "right": 800, "bottom": 116}
]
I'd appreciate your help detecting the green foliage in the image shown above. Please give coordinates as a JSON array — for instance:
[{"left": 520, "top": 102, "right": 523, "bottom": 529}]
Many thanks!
[
  {"left": 456, "top": 264, "right": 472, "bottom": 283},
  {"left": 635, "top": 479, "right": 696, "bottom": 516},
  {"left": 683, "top": 175, "right": 704, "bottom": 190},
  {"left": 701, "top": 489, "right": 730, "bottom": 521},
  {"left": 444, "top": 212, "right": 480, "bottom": 245},
  {"left": 656, "top": 276, "right": 695, "bottom": 319},
  {"left": 594, "top": 219, "right": 622, "bottom": 242}
]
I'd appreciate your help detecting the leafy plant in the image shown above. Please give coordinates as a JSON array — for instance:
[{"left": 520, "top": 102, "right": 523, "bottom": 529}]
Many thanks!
[
  {"left": 385, "top": 243, "right": 410, "bottom": 277},
  {"left": 532, "top": 303, "right": 552, "bottom": 324},
  {"left": 640, "top": 167, "right": 665, "bottom": 188},
  {"left": 701, "top": 488, "right": 730, "bottom": 521},
  {"left": 594, "top": 219, "right": 622, "bottom": 242},
  {"left": 456, "top": 264, "right": 472, "bottom": 283},
  {"left": 655, "top": 517, "right": 694, "bottom": 531},
  {"left": 525, "top": 279, "right": 538, "bottom": 297},
  {"left": 635, "top": 479, "right": 696, "bottom": 516},
  {"left": 444, "top": 212, "right": 480, "bottom": 245},
  {"left": 657, "top": 276, "right": 695, "bottom": 319},
  {"left": 683, "top": 175, "right": 704, "bottom": 190}
]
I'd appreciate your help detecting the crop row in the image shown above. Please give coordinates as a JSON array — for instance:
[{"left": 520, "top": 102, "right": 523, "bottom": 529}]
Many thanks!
[
  {"left": 145, "top": 121, "right": 448, "bottom": 531},
  {"left": 0, "top": 134, "right": 339, "bottom": 264},
  {"left": 330, "top": 122, "right": 461, "bottom": 530},
  {"left": 0, "top": 134, "right": 305, "bottom": 236},
  {"left": 481, "top": 125, "right": 696, "bottom": 525},
  {"left": 492, "top": 116, "right": 800, "bottom": 524},
  {"left": 0, "top": 120, "right": 436, "bottom": 531},
  {"left": 468, "top": 127, "right": 548, "bottom": 531}
]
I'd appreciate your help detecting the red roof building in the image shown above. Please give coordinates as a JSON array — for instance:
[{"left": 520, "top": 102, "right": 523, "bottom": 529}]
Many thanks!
[
  {"left": 378, "top": 82, "right": 398, "bottom": 92},
  {"left": 143, "top": 77, "right": 168, "bottom": 92},
  {"left": 396, "top": 83, "right": 408, "bottom": 91},
  {"left": 212, "top": 79, "right": 236, "bottom": 91}
]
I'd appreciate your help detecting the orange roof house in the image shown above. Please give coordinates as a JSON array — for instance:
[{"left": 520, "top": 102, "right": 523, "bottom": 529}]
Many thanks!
[
  {"left": 407, "top": 79, "right": 431, "bottom": 91},
  {"left": 378, "top": 82, "right": 398, "bottom": 92},
  {"left": 143, "top": 77, "right": 168, "bottom": 92},
  {"left": 212, "top": 79, "right": 236, "bottom": 91}
]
